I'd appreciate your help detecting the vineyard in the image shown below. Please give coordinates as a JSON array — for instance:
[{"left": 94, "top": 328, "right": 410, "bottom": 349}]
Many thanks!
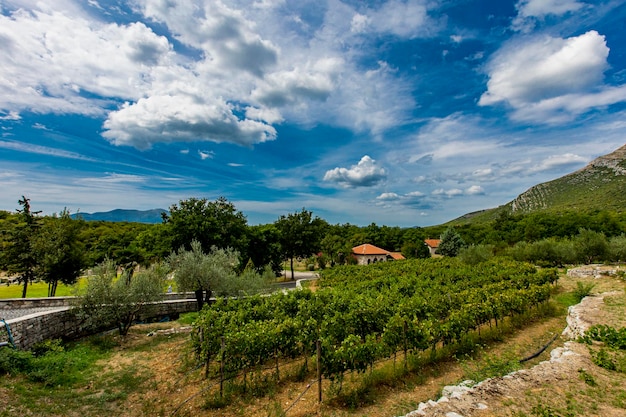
[{"left": 191, "top": 258, "right": 558, "bottom": 401}]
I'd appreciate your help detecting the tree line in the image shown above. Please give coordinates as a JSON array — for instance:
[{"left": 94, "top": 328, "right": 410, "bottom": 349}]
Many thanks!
[{"left": 2, "top": 196, "right": 626, "bottom": 298}]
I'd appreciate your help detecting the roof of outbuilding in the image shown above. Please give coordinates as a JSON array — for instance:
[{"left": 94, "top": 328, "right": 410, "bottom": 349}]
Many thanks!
[
  {"left": 352, "top": 243, "right": 391, "bottom": 255},
  {"left": 425, "top": 239, "right": 441, "bottom": 248}
]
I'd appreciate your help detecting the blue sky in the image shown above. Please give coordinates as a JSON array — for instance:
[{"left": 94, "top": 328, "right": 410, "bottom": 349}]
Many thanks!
[{"left": 1, "top": 0, "right": 626, "bottom": 227}]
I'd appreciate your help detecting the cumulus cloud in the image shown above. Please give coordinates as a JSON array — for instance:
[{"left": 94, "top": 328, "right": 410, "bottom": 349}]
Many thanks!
[
  {"left": 324, "top": 155, "right": 387, "bottom": 187},
  {"left": 0, "top": 1, "right": 424, "bottom": 150},
  {"left": 432, "top": 188, "right": 464, "bottom": 197},
  {"left": 479, "top": 31, "right": 626, "bottom": 123},
  {"left": 0, "top": 9, "right": 171, "bottom": 115},
  {"left": 376, "top": 192, "right": 401, "bottom": 201},
  {"left": 102, "top": 95, "right": 277, "bottom": 149},
  {"left": 465, "top": 185, "right": 485, "bottom": 195}
]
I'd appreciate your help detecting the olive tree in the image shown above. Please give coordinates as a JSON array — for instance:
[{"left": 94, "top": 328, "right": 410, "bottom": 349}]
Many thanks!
[
  {"left": 76, "top": 260, "right": 167, "bottom": 336},
  {"left": 168, "top": 240, "right": 269, "bottom": 310}
]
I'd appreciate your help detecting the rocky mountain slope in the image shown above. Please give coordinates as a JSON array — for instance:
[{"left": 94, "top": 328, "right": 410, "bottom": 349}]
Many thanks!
[{"left": 509, "top": 144, "right": 626, "bottom": 214}]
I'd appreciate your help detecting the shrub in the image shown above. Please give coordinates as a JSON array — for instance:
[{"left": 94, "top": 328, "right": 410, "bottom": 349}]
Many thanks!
[{"left": 573, "top": 281, "right": 595, "bottom": 303}]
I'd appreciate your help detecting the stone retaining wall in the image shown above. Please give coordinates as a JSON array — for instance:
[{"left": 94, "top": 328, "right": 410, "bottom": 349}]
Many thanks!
[
  {"left": 3, "top": 299, "right": 198, "bottom": 350},
  {"left": 0, "top": 292, "right": 195, "bottom": 310}
]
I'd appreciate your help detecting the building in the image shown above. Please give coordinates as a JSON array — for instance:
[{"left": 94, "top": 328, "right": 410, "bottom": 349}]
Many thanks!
[
  {"left": 351, "top": 243, "right": 405, "bottom": 265},
  {"left": 424, "top": 239, "right": 440, "bottom": 256}
]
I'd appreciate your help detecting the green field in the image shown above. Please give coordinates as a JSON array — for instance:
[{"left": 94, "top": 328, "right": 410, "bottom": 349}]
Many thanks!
[{"left": 0, "top": 281, "right": 80, "bottom": 299}]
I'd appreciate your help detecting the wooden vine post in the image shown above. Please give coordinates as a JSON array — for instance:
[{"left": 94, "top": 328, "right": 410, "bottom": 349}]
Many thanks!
[
  {"left": 317, "top": 339, "right": 322, "bottom": 403},
  {"left": 220, "top": 337, "right": 225, "bottom": 398}
]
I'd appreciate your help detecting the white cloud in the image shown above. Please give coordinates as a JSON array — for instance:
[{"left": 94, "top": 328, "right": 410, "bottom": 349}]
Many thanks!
[
  {"left": 0, "top": 140, "right": 96, "bottom": 161},
  {"left": 479, "top": 31, "right": 626, "bottom": 123},
  {"left": 78, "top": 173, "right": 147, "bottom": 185},
  {"left": 0, "top": 1, "right": 423, "bottom": 150},
  {"left": 198, "top": 150, "right": 215, "bottom": 160},
  {"left": 0, "top": 111, "right": 20, "bottom": 121},
  {"left": 324, "top": 155, "right": 387, "bottom": 187},
  {"left": 432, "top": 188, "right": 463, "bottom": 197},
  {"left": 530, "top": 153, "right": 587, "bottom": 172},
  {"left": 466, "top": 185, "right": 485, "bottom": 195},
  {"left": 102, "top": 95, "right": 277, "bottom": 149},
  {"left": 513, "top": 0, "right": 586, "bottom": 31},
  {"left": 0, "top": 9, "right": 172, "bottom": 115},
  {"left": 359, "top": 0, "right": 441, "bottom": 39},
  {"left": 376, "top": 192, "right": 401, "bottom": 201}
]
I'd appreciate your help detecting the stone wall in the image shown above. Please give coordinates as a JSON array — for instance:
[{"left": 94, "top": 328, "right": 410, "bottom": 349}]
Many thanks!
[
  {"left": 3, "top": 299, "right": 198, "bottom": 350},
  {"left": 0, "top": 292, "right": 195, "bottom": 311}
]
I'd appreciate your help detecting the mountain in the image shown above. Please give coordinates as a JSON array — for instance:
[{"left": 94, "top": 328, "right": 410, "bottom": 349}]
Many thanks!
[
  {"left": 450, "top": 143, "right": 626, "bottom": 224},
  {"left": 71, "top": 208, "right": 168, "bottom": 224},
  {"left": 509, "top": 144, "right": 626, "bottom": 214}
]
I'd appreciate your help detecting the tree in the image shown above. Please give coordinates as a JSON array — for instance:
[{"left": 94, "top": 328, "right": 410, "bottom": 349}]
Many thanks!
[
  {"left": 76, "top": 260, "right": 167, "bottom": 336},
  {"left": 438, "top": 226, "right": 465, "bottom": 257},
  {"left": 2, "top": 197, "right": 41, "bottom": 298},
  {"left": 401, "top": 240, "right": 431, "bottom": 259},
  {"left": 163, "top": 197, "right": 248, "bottom": 255},
  {"left": 275, "top": 209, "right": 327, "bottom": 280},
  {"left": 573, "top": 228, "right": 609, "bottom": 264},
  {"left": 168, "top": 240, "right": 268, "bottom": 310},
  {"left": 321, "top": 234, "right": 353, "bottom": 266},
  {"left": 245, "top": 224, "right": 282, "bottom": 275},
  {"left": 609, "top": 234, "right": 626, "bottom": 262},
  {"left": 33, "top": 209, "right": 85, "bottom": 297}
]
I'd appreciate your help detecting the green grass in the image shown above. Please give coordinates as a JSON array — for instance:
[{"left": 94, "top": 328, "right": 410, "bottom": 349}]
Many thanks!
[
  {"left": 0, "top": 332, "right": 158, "bottom": 416},
  {"left": 0, "top": 278, "right": 88, "bottom": 299}
]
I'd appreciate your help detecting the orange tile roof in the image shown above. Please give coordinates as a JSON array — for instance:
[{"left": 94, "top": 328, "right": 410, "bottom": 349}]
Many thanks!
[
  {"left": 425, "top": 239, "right": 440, "bottom": 248},
  {"left": 352, "top": 243, "right": 390, "bottom": 255},
  {"left": 389, "top": 252, "right": 405, "bottom": 260}
]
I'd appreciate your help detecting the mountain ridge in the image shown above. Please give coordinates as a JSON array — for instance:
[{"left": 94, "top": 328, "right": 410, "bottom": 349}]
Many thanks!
[
  {"left": 450, "top": 143, "right": 626, "bottom": 225},
  {"left": 70, "top": 208, "right": 168, "bottom": 224}
]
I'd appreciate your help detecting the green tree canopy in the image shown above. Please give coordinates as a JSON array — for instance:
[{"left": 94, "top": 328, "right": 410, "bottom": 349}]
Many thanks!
[
  {"left": 438, "top": 226, "right": 465, "bottom": 257},
  {"left": 33, "top": 209, "right": 85, "bottom": 297},
  {"left": 275, "top": 208, "right": 327, "bottom": 279},
  {"left": 163, "top": 197, "right": 248, "bottom": 255},
  {"left": 2, "top": 197, "right": 41, "bottom": 298},
  {"left": 76, "top": 260, "right": 167, "bottom": 336}
]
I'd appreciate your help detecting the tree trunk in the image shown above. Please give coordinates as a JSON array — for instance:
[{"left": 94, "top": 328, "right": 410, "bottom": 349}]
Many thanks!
[
  {"left": 195, "top": 289, "right": 204, "bottom": 311},
  {"left": 290, "top": 257, "right": 295, "bottom": 280},
  {"left": 21, "top": 277, "right": 28, "bottom": 298}
]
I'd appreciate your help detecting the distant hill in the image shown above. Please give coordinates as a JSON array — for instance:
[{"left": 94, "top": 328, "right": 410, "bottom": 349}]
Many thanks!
[
  {"left": 71, "top": 208, "right": 168, "bottom": 224},
  {"left": 450, "top": 143, "right": 626, "bottom": 225}
]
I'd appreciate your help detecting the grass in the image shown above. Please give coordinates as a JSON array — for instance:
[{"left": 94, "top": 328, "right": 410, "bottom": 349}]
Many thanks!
[
  {"left": 0, "top": 281, "right": 79, "bottom": 299},
  {"left": 0, "top": 331, "right": 164, "bottom": 416}
]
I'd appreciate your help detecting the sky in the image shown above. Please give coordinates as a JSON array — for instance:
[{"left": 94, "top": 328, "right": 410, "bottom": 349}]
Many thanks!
[{"left": 1, "top": 0, "right": 626, "bottom": 227}]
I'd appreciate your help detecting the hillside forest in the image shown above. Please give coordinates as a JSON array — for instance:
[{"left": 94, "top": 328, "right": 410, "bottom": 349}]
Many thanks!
[{"left": 1, "top": 196, "right": 626, "bottom": 298}]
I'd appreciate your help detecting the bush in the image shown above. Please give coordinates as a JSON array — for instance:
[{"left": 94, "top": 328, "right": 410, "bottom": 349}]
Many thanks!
[
  {"left": 458, "top": 245, "right": 494, "bottom": 265},
  {"left": 0, "top": 348, "right": 33, "bottom": 375},
  {"left": 573, "top": 281, "right": 595, "bottom": 303}
]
